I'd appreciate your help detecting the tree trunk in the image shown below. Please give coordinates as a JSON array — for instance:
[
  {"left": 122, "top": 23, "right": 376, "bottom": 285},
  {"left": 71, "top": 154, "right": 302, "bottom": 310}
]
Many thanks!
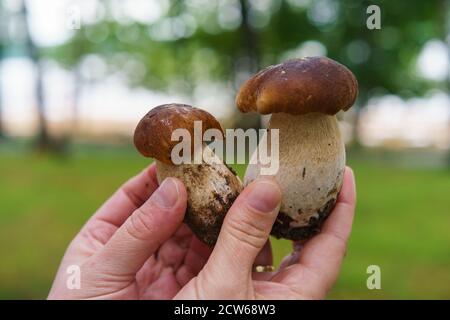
[
  {"left": 440, "top": 0, "right": 450, "bottom": 165},
  {"left": 70, "top": 64, "right": 82, "bottom": 137},
  {"left": 0, "top": 50, "right": 4, "bottom": 140},
  {"left": 445, "top": 0, "right": 450, "bottom": 166},
  {"left": 21, "top": 0, "right": 50, "bottom": 150},
  {"left": 35, "top": 60, "right": 50, "bottom": 148},
  {"left": 236, "top": 0, "right": 262, "bottom": 130},
  {"left": 0, "top": 4, "right": 4, "bottom": 140},
  {"left": 239, "top": 0, "right": 260, "bottom": 72}
]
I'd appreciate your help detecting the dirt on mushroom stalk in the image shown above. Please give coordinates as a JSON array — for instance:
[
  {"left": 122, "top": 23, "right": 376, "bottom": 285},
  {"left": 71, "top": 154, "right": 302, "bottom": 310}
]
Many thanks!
[
  {"left": 180, "top": 163, "right": 241, "bottom": 246},
  {"left": 271, "top": 197, "right": 337, "bottom": 240}
]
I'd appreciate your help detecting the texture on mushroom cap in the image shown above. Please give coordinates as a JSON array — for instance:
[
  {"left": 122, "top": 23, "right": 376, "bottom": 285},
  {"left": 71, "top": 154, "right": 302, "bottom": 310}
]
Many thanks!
[
  {"left": 134, "top": 104, "right": 223, "bottom": 164},
  {"left": 236, "top": 56, "right": 358, "bottom": 115}
]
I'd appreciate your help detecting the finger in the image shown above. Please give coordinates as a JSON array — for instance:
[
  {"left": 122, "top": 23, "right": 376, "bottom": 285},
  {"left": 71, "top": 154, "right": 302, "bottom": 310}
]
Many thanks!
[
  {"left": 203, "top": 178, "right": 282, "bottom": 286},
  {"left": 91, "top": 164, "right": 159, "bottom": 227},
  {"left": 176, "top": 237, "right": 213, "bottom": 287},
  {"left": 278, "top": 242, "right": 303, "bottom": 270},
  {"left": 254, "top": 240, "right": 273, "bottom": 267},
  {"left": 253, "top": 241, "right": 275, "bottom": 281},
  {"left": 66, "top": 165, "right": 159, "bottom": 260},
  {"left": 274, "top": 167, "right": 356, "bottom": 293},
  {"left": 183, "top": 236, "right": 213, "bottom": 275},
  {"left": 89, "top": 178, "right": 187, "bottom": 276}
]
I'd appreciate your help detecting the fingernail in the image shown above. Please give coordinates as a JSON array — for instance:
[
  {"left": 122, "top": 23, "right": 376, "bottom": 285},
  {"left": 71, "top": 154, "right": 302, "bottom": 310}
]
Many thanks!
[
  {"left": 152, "top": 178, "right": 179, "bottom": 208},
  {"left": 247, "top": 179, "right": 282, "bottom": 213}
]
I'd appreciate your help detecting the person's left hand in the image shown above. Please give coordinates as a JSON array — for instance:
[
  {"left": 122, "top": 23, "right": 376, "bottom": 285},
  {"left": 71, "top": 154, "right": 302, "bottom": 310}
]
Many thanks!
[{"left": 48, "top": 164, "right": 213, "bottom": 299}]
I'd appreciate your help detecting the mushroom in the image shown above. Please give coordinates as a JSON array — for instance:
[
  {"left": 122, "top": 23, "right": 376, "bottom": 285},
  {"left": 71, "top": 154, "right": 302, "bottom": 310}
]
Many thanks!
[
  {"left": 236, "top": 57, "right": 358, "bottom": 241},
  {"left": 134, "top": 103, "right": 243, "bottom": 246}
]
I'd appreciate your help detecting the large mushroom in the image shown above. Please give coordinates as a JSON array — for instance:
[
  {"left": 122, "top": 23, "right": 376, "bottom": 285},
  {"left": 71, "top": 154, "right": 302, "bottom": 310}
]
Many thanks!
[
  {"left": 236, "top": 57, "right": 358, "bottom": 241},
  {"left": 134, "top": 104, "right": 243, "bottom": 245}
]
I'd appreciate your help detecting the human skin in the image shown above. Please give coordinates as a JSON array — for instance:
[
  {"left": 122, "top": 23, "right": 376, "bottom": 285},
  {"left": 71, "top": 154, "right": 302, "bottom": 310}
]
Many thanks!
[{"left": 48, "top": 164, "right": 356, "bottom": 300}]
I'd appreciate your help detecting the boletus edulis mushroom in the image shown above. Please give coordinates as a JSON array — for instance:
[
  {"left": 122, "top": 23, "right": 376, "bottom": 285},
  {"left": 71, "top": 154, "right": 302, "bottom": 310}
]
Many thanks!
[
  {"left": 134, "top": 103, "right": 243, "bottom": 246},
  {"left": 236, "top": 57, "right": 358, "bottom": 241}
]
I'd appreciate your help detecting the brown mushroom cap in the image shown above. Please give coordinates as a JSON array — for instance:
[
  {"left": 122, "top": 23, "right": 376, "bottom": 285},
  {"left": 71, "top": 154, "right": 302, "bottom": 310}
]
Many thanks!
[
  {"left": 134, "top": 103, "right": 223, "bottom": 164},
  {"left": 236, "top": 57, "right": 358, "bottom": 115}
]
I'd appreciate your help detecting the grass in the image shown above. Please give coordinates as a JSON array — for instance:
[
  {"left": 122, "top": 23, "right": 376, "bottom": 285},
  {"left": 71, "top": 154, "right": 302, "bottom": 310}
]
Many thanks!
[{"left": 0, "top": 145, "right": 449, "bottom": 299}]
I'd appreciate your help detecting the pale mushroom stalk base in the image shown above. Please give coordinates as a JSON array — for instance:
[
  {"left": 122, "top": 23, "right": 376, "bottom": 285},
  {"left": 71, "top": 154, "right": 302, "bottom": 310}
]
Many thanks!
[
  {"left": 155, "top": 144, "right": 243, "bottom": 246},
  {"left": 245, "top": 112, "right": 345, "bottom": 240}
]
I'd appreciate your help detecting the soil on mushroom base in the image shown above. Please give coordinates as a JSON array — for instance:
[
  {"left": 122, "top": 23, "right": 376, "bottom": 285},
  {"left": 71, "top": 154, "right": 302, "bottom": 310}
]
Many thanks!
[
  {"left": 182, "top": 162, "right": 241, "bottom": 246},
  {"left": 271, "top": 197, "right": 337, "bottom": 240}
]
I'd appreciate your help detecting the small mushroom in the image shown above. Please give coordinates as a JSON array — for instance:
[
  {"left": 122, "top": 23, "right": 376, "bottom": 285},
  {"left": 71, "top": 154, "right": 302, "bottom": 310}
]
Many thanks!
[
  {"left": 134, "top": 103, "right": 243, "bottom": 246},
  {"left": 236, "top": 57, "right": 358, "bottom": 240}
]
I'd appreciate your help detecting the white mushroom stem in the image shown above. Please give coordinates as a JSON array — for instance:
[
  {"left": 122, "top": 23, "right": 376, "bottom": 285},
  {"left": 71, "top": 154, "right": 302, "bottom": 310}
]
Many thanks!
[
  {"left": 155, "top": 143, "right": 243, "bottom": 245},
  {"left": 245, "top": 112, "right": 345, "bottom": 228}
]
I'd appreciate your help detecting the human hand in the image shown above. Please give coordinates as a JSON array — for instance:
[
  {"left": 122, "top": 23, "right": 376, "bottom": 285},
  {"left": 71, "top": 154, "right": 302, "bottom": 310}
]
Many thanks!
[
  {"left": 48, "top": 164, "right": 213, "bottom": 299},
  {"left": 175, "top": 166, "right": 356, "bottom": 299},
  {"left": 48, "top": 165, "right": 355, "bottom": 300}
]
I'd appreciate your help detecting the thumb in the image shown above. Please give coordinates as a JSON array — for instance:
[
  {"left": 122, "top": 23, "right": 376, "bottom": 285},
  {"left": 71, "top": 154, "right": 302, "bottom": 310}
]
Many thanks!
[
  {"left": 89, "top": 177, "right": 187, "bottom": 276},
  {"left": 204, "top": 178, "right": 281, "bottom": 287}
]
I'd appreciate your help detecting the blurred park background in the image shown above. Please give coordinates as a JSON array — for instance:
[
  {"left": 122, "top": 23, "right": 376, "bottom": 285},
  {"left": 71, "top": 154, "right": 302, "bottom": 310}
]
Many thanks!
[{"left": 0, "top": 0, "right": 449, "bottom": 299}]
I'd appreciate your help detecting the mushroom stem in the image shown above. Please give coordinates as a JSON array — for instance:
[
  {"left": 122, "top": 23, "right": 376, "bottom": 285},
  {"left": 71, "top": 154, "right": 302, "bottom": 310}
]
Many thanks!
[
  {"left": 244, "top": 112, "right": 345, "bottom": 239},
  {"left": 155, "top": 143, "right": 242, "bottom": 245}
]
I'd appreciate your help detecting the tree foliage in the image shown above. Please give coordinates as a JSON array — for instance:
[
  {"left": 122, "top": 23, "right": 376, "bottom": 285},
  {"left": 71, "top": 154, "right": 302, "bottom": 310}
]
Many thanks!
[{"left": 46, "top": 0, "right": 445, "bottom": 106}]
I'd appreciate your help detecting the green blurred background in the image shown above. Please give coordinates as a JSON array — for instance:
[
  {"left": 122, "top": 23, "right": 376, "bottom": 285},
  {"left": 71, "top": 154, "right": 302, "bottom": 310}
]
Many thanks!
[{"left": 0, "top": 0, "right": 449, "bottom": 299}]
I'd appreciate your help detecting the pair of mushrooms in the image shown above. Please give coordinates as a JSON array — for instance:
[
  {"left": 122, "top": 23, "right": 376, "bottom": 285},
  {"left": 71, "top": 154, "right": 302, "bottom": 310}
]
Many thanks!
[{"left": 134, "top": 57, "right": 358, "bottom": 246}]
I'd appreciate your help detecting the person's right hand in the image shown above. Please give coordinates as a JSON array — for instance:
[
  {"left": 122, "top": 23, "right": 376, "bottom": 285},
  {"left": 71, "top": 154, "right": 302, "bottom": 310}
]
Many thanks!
[{"left": 175, "top": 167, "right": 356, "bottom": 299}]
